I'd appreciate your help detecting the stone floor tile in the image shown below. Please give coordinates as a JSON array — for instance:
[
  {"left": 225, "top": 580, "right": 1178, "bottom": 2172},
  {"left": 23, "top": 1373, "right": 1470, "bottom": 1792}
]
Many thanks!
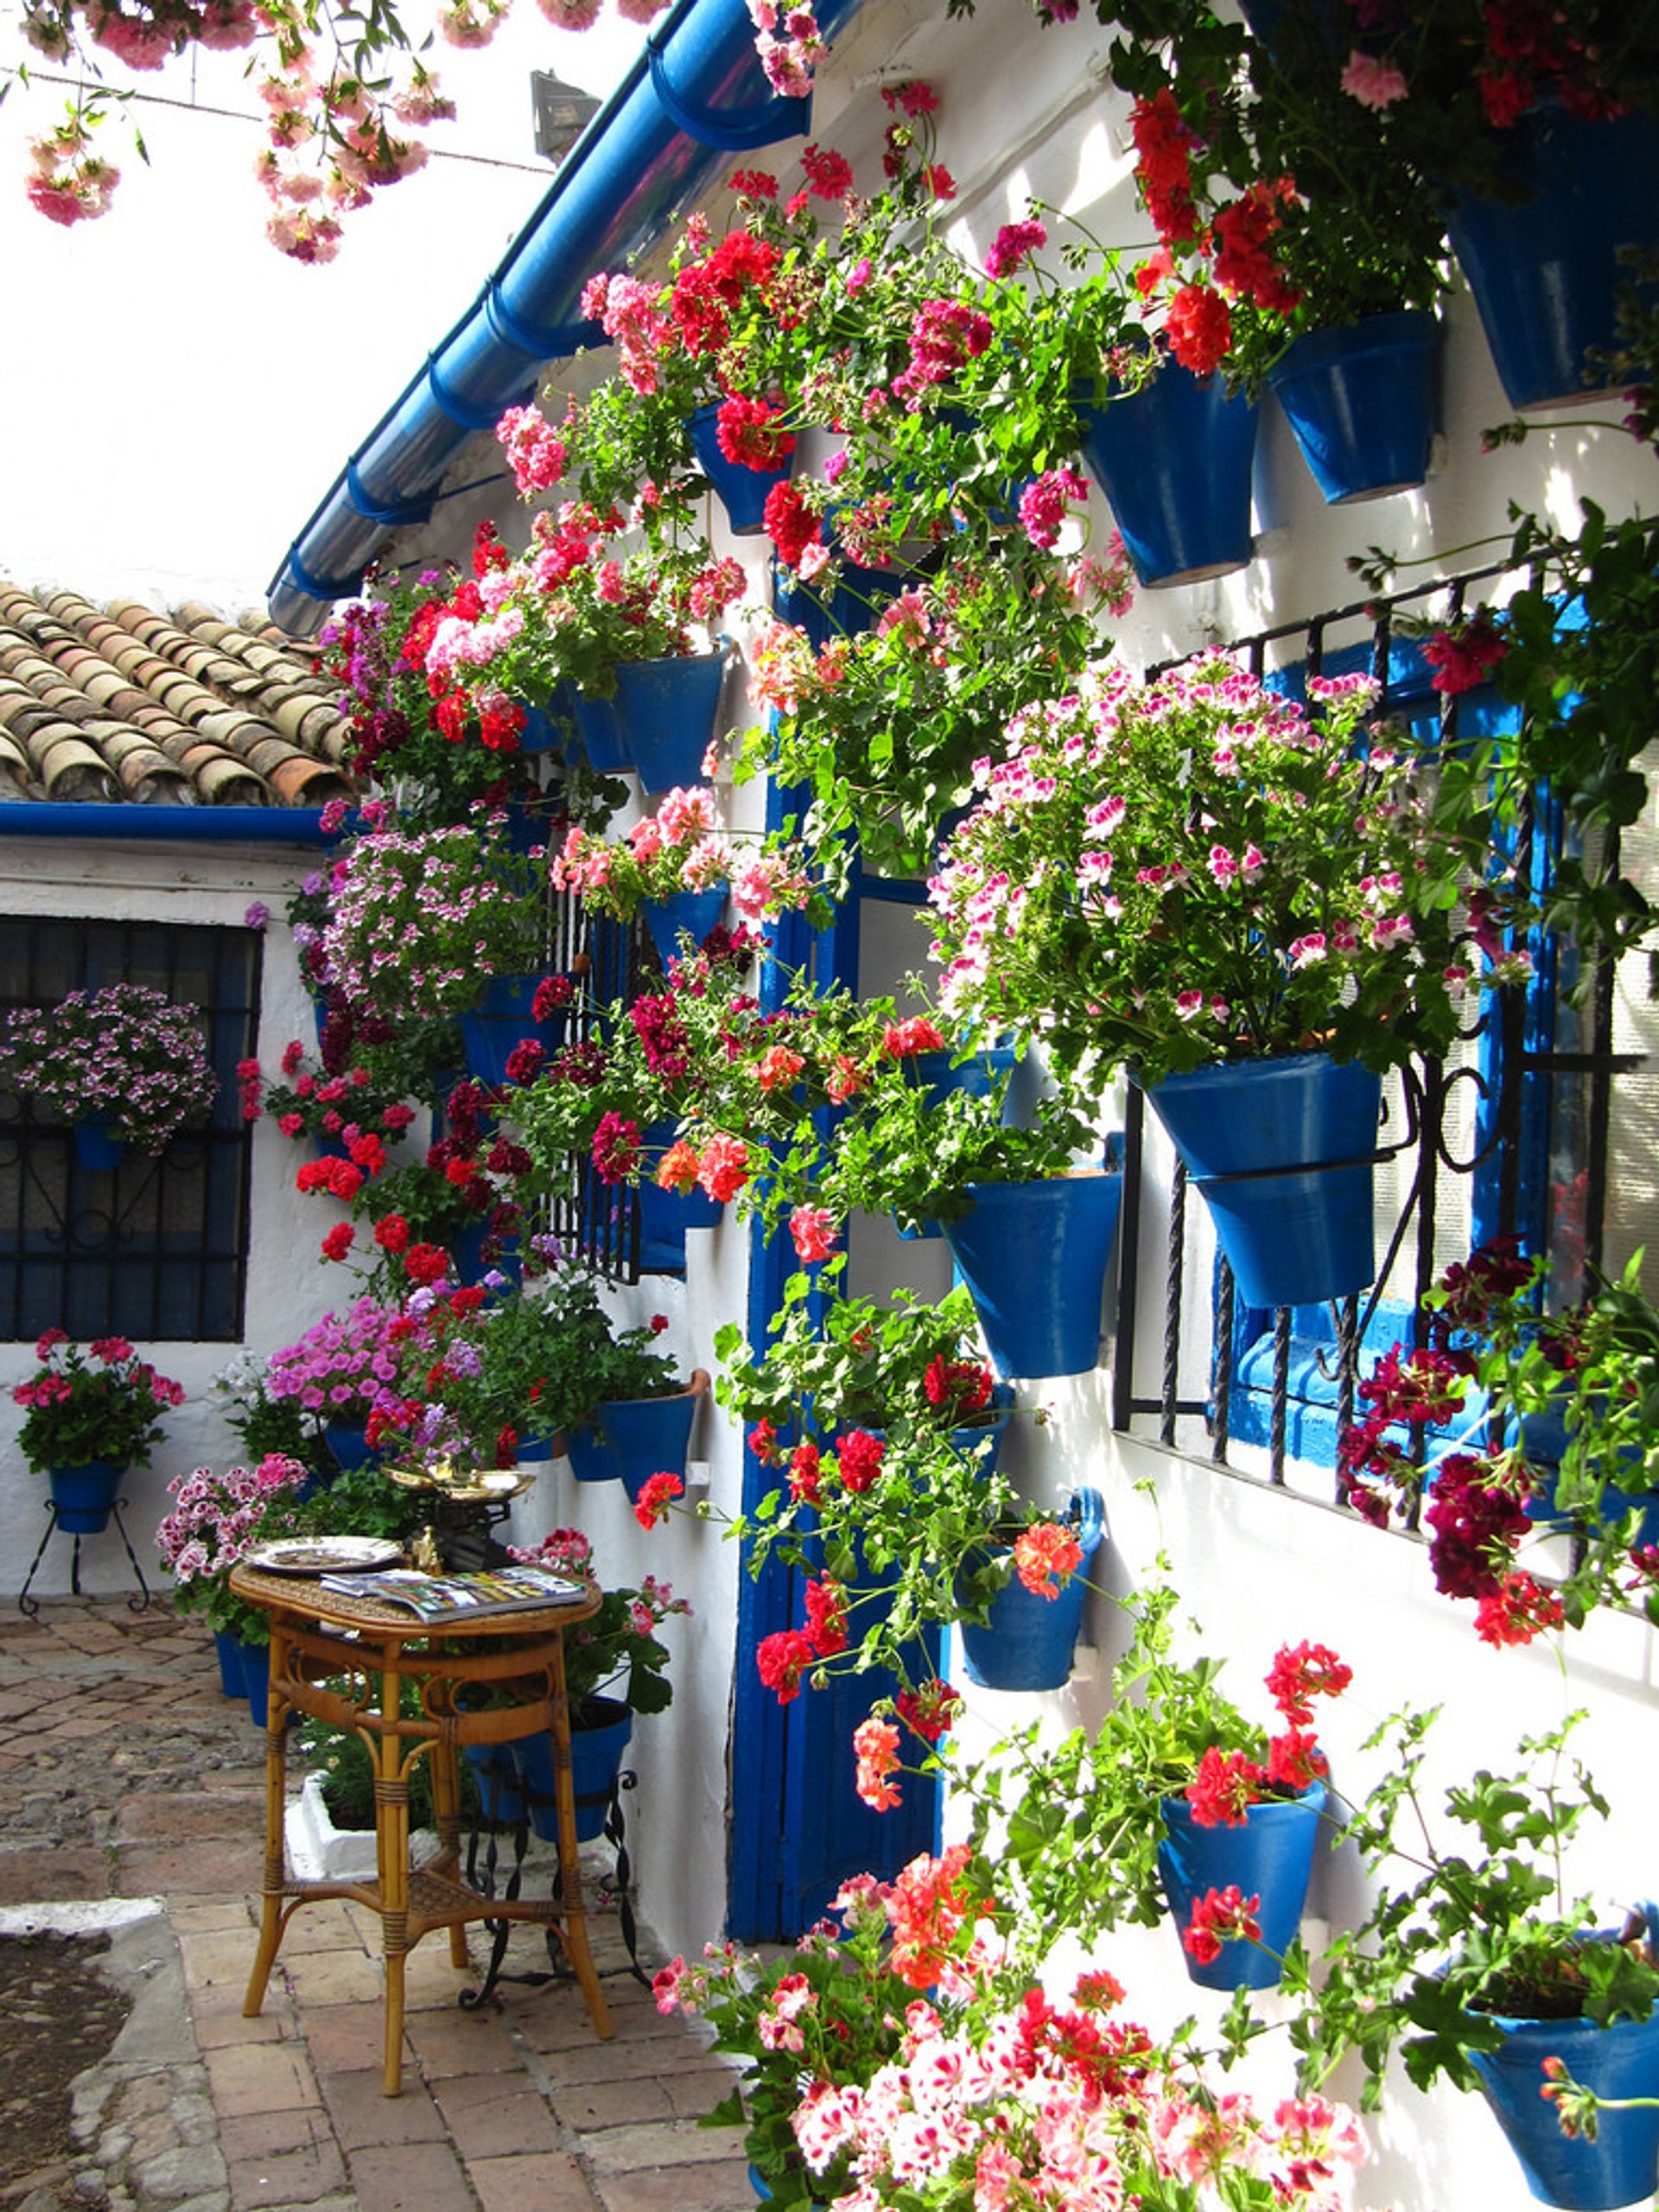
[
  {"left": 319, "top": 2069, "right": 448, "bottom": 2152},
  {"left": 591, "top": 2159, "right": 758, "bottom": 2212},
  {"left": 402, "top": 2004, "right": 524, "bottom": 2080},
  {"left": 227, "top": 2139, "right": 350, "bottom": 2210},
  {"left": 347, "top": 2141, "right": 476, "bottom": 2212},
  {"left": 205, "top": 2041, "right": 322, "bottom": 2118},
  {"left": 583, "top": 2122, "right": 760, "bottom": 2175},
  {"left": 468, "top": 2151, "right": 597, "bottom": 2212},
  {"left": 116, "top": 1840, "right": 266, "bottom": 1897},
  {"left": 275, "top": 1947, "right": 386, "bottom": 2007},
  {"left": 119, "top": 1793, "right": 265, "bottom": 1841},
  {"left": 430, "top": 2075, "right": 563, "bottom": 2158},
  {"left": 554, "top": 2077, "right": 677, "bottom": 2133},
  {"left": 302, "top": 2002, "right": 399, "bottom": 2077}
]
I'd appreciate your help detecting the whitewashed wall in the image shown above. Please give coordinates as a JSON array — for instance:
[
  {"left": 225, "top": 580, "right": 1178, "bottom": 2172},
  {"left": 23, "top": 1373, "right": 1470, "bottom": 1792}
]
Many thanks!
[{"left": 0, "top": 836, "right": 341, "bottom": 1597}]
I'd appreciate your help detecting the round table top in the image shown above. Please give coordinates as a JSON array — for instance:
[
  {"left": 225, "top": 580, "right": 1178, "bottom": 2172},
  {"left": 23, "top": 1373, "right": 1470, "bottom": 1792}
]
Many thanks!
[{"left": 228, "top": 1563, "right": 602, "bottom": 1643}]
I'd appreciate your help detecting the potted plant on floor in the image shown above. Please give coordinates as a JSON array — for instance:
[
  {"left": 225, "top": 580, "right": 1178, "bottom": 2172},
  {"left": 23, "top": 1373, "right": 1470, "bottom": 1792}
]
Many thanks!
[
  {"left": 153, "top": 1451, "right": 315, "bottom": 1719},
  {"left": 926, "top": 659, "right": 1529, "bottom": 1311},
  {"left": 0, "top": 982, "right": 219, "bottom": 1167},
  {"left": 13, "top": 1330, "right": 186, "bottom": 1535}
]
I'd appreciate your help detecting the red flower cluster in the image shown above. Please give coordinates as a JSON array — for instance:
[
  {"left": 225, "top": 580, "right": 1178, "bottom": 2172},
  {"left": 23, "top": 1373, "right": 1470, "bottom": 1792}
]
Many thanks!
[
  {"left": 894, "top": 1677, "right": 963, "bottom": 1744},
  {"left": 1423, "top": 612, "right": 1509, "bottom": 696},
  {"left": 764, "top": 479, "right": 823, "bottom": 569},
  {"left": 1130, "top": 89, "right": 1199, "bottom": 245},
  {"left": 836, "top": 1428, "right": 885, "bottom": 1493},
  {"left": 633, "top": 1470, "right": 683, "bottom": 1530},
  {"left": 1184, "top": 1884, "right": 1262, "bottom": 1966},
  {"left": 714, "top": 393, "right": 797, "bottom": 472}
]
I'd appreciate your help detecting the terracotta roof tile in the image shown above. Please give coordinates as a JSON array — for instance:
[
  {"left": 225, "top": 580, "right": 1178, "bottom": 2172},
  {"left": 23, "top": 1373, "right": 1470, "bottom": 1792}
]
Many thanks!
[{"left": 0, "top": 582, "right": 357, "bottom": 810}]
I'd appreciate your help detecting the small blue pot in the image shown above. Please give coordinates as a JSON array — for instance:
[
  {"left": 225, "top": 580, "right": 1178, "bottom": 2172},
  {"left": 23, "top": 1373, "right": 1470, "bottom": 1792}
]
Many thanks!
[
  {"left": 323, "top": 1424, "right": 375, "bottom": 1473},
  {"left": 957, "top": 1487, "right": 1105, "bottom": 1693},
  {"left": 641, "top": 888, "right": 727, "bottom": 969},
  {"left": 689, "top": 404, "right": 794, "bottom": 535},
  {"left": 213, "top": 1628, "right": 245, "bottom": 1699},
  {"left": 613, "top": 652, "right": 727, "bottom": 793},
  {"left": 1443, "top": 105, "right": 1659, "bottom": 410},
  {"left": 597, "top": 1384, "right": 702, "bottom": 1503},
  {"left": 48, "top": 1460, "right": 125, "bottom": 1535},
  {"left": 449, "top": 1218, "right": 521, "bottom": 1290},
  {"left": 512, "top": 1700, "right": 632, "bottom": 1843},
  {"left": 1157, "top": 1781, "right": 1326, "bottom": 1992},
  {"left": 73, "top": 1123, "right": 127, "bottom": 1173},
  {"left": 1267, "top": 311, "right": 1441, "bottom": 504},
  {"left": 904, "top": 1044, "right": 1017, "bottom": 1114},
  {"left": 565, "top": 1423, "right": 619, "bottom": 1485},
  {"left": 1146, "top": 1053, "right": 1382, "bottom": 1312},
  {"left": 459, "top": 973, "right": 557, "bottom": 1090},
  {"left": 570, "top": 690, "right": 631, "bottom": 774},
  {"left": 515, "top": 697, "right": 565, "bottom": 756},
  {"left": 1470, "top": 1997, "right": 1659, "bottom": 2209},
  {"left": 1076, "top": 365, "right": 1257, "bottom": 588},
  {"left": 238, "top": 1638, "right": 273, "bottom": 1731},
  {"left": 941, "top": 1170, "right": 1123, "bottom": 1380},
  {"left": 774, "top": 556, "right": 898, "bottom": 650},
  {"left": 464, "top": 1741, "right": 529, "bottom": 1825}
]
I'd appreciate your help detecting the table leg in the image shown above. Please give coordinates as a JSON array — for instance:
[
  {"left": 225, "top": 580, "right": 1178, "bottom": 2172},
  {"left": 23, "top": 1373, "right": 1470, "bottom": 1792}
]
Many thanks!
[
  {"left": 243, "top": 1625, "right": 290, "bottom": 2018},
  {"left": 429, "top": 1730, "right": 469, "bottom": 1969},
  {"left": 377, "top": 1658, "right": 410, "bottom": 2096},
  {"left": 550, "top": 1660, "right": 613, "bottom": 2042}
]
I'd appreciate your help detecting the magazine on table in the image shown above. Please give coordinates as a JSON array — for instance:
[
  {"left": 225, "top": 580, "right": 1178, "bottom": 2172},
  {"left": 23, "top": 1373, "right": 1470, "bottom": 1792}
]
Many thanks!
[{"left": 318, "top": 1564, "right": 588, "bottom": 1620}]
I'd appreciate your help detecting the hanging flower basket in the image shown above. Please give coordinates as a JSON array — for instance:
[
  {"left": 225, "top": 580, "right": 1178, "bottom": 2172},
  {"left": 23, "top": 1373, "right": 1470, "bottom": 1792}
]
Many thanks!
[
  {"left": 690, "top": 404, "right": 794, "bottom": 536},
  {"left": 73, "top": 1123, "right": 128, "bottom": 1173},
  {"left": 1156, "top": 1780, "right": 1326, "bottom": 1992},
  {"left": 640, "top": 887, "right": 728, "bottom": 970},
  {"left": 1075, "top": 365, "right": 1257, "bottom": 588},
  {"left": 570, "top": 690, "right": 632, "bottom": 774},
  {"left": 1266, "top": 311, "right": 1441, "bottom": 504},
  {"left": 957, "top": 1486, "right": 1106, "bottom": 1693},
  {"left": 1441, "top": 105, "right": 1659, "bottom": 411},
  {"left": 458, "top": 974, "right": 558, "bottom": 1090},
  {"left": 941, "top": 1169, "right": 1122, "bottom": 1380},
  {"left": 1144, "top": 1052, "right": 1382, "bottom": 1312},
  {"left": 612, "top": 652, "right": 727, "bottom": 794},
  {"left": 1469, "top": 1975, "right": 1659, "bottom": 2210}
]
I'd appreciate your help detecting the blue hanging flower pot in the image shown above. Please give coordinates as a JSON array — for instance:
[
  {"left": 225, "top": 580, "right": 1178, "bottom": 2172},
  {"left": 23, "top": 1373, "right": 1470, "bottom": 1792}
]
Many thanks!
[
  {"left": 773, "top": 555, "right": 898, "bottom": 650},
  {"left": 957, "top": 1487, "right": 1105, "bottom": 1693},
  {"left": 512, "top": 1697, "right": 633, "bottom": 1843},
  {"left": 73, "top": 1122, "right": 127, "bottom": 1173},
  {"left": 1145, "top": 1052, "right": 1382, "bottom": 1312},
  {"left": 1442, "top": 105, "right": 1659, "bottom": 410},
  {"left": 463, "top": 1741, "right": 529, "bottom": 1826},
  {"left": 941, "top": 1169, "right": 1123, "bottom": 1379},
  {"left": 1266, "top": 311, "right": 1441, "bottom": 504},
  {"left": 596, "top": 1374, "right": 707, "bottom": 1502},
  {"left": 613, "top": 652, "right": 727, "bottom": 793},
  {"left": 565, "top": 1422, "right": 619, "bottom": 1485},
  {"left": 1157, "top": 1781, "right": 1326, "bottom": 1992},
  {"left": 640, "top": 887, "right": 728, "bottom": 969},
  {"left": 689, "top": 404, "right": 794, "bottom": 535},
  {"left": 514, "top": 698, "right": 564, "bottom": 756},
  {"left": 47, "top": 1459, "right": 126, "bottom": 1535},
  {"left": 459, "top": 973, "right": 558, "bottom": 1090},
  {"left": 1075, "top": 363, "right": 1257, "bottom": 587},
  {"left": 570, "top": 690, "right": 631, "bottom": 774},
  {"left": 1469, "top": 1974, "right": 1659, "bottom": 2210}
]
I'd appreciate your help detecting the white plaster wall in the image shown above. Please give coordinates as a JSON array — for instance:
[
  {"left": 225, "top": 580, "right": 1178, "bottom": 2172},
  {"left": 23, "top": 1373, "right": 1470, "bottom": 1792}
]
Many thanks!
[{"left": 0, "top": 836, "right": 342, "bottom": 1599}]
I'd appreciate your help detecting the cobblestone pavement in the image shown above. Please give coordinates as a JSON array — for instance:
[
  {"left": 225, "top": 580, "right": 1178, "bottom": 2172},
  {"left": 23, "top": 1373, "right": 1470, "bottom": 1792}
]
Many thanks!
[{"left": 0, "top": 1600, "right": 752, "bottom": 2212}]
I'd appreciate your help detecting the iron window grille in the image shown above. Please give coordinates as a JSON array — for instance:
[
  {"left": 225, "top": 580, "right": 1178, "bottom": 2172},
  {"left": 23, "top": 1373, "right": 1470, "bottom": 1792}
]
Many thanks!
[{"left": 0, "top": 916, "right": 261, "bottom": 1342}]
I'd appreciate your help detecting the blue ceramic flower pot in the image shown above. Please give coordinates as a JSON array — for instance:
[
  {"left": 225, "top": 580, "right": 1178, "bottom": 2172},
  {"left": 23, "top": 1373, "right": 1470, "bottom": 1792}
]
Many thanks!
[
  {"left": 570, "top": 690, "right": 631, "bottom": 774},
  {"left": 957, "top": 1487, "right": 1105, "bottom": 1693},
  {"left": 449, "top": 1219, "right": 521, "bottom": 1290},
  {"left": 73, "top": 1123, "right": 127, "bottom": 1173},
  {"left": 1266, "top": 311, "right": 1441, "bottom": 504},
  {"left": 238, "top": 1638, "right": 273, "bottom": 1731},
  {"left": 904, "top": 1044, "right": 1018, "bottom": 1113},
  {"left": 512, "top": 1699, "right": 632, "bottom": 1843},
  {"left": 1469, "top": 1996, "right": 1659, "bottom": 2209},
  {"left": 459, "top": 973, "right": 558, "bottom": 1090},
  {"left": 48, "top": 1459, "right": 125, "bottom": 1535},
  {"left": 515, "top": 696, "right": 566, "bottom": 755},
  {"left": 613, "top": 652, "right": 727, "bottom": 793},
  {"left": 464, "top": 1741, "right": 529, "bottom": 1825},
  {"left": 1146, "top": 1053, "right": 1382, "bottom": 1312},
  {"left": 941, "top": 1170, "right": 1123, "bottom": 1379},
  {"left": 1157, "top": 1781, "right": 1326, "bottom": 1992},
  {"left": 213, "top": 1628, "right": 245, "bottom": 1698},
  {"left": 689, "top": 404, "right": 794, "bottom": 535},
  {"left": 773, "top": 556, "right": 898, "bottom": 649},
  {"left": 1076, "top": 365, "right": 1257, "bottom": 587},
  {"left": 595, "top": 1383, "right": 703, "bottom": 1503},
  {"left": 565, "top": 1424, "right": 618, "bottom": 1484},
  {"left": 323, "top": 1424, "right": 375, "bottom": 1473},
  {"left": 1442, "top": 105, "right": 1659, "bottom": 410},
  {"left": 641, "top": 888, "right": 728, "bottom": 969}
]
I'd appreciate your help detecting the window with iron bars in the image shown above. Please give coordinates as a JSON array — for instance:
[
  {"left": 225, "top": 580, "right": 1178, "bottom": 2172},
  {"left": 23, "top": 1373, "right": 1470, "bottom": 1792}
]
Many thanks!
[
  {"left": 0, "top": 915, "right": 261, "bottom": 1342},
  {"left": 1109, "top": 564, "right": 1656, "bottom": 1506}
]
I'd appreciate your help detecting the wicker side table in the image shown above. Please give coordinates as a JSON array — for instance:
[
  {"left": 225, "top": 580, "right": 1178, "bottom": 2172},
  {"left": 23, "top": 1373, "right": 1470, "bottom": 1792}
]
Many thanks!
[{"left": 228, "top": 1564, "right": 614, "bottom": 2094}]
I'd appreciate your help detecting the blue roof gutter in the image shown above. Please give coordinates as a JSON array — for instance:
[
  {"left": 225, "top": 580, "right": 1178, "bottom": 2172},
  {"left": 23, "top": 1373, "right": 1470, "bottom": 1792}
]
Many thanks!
[
  {"left": 0, "top": 804, "right": 334, "bottom": 842},
  {"left": 268, "top": 0, "right": 871, "bottom": 634}
]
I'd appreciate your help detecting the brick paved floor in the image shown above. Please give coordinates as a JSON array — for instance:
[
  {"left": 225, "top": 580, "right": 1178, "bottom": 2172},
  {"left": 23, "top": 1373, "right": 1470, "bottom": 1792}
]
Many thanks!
[{"left": 0, "top": 1599, "right": 753, "bottom": 2212}]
